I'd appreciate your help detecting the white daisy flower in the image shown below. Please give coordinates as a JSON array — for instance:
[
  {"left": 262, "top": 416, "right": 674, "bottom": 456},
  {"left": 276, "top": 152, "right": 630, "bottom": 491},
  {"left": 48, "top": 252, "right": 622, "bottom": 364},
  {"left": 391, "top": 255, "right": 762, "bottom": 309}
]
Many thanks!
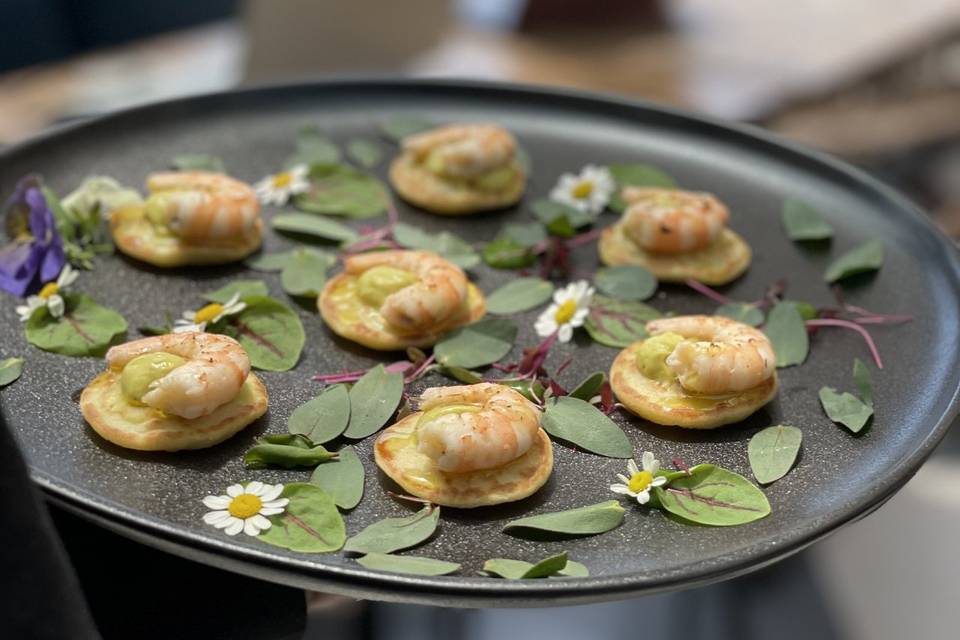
[
  {"left": 16, "top": 264, "right": 79, "bottom": 322},
  {"left": 173, "top": 292, "right": 246, "bottom": 333},
  {"left": 254, "top": 164, "right": 310, "bottom": 206},
  {"left": 610, "top": 451, "right": 668, "bottom": 505},
  {"left": 549, "top": 165, "right": 615, "bottom": 215},
  {"left": 534, "top": 280, "right": 594, "bottom": 342},
  {"left": 202, "top": 481, "right": 289, "bottom": 537}
]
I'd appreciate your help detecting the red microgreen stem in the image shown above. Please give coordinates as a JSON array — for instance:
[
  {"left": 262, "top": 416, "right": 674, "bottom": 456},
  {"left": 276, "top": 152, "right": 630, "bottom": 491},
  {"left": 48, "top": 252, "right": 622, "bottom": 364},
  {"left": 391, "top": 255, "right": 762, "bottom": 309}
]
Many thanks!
[
  {"left": 403, "top": 354, "right": 436, "bottom": 384},
  {"left": 806, "top": 318, "right": 883, "bottom": 369},
  {"left": 311, "top": 360, "right": 411, "bottom": 384},
  {"left": 685, "top": 279, "right": 734, "bottom": 305}
]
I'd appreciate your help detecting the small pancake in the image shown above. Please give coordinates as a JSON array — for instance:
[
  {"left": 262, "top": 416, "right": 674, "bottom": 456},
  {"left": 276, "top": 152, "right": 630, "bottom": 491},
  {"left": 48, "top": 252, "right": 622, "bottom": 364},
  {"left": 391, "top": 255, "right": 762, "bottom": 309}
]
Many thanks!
[
  {"left": 111, "top": 206, "right": 262, "bottom": 267},
  {"left": 80, "top": 370, "right": 268, "bottom": 451},
  {"left": 374, "top": 412, "right": 554, "bottom": 508},
  {"left": 610, "top": 340, "right": 777, "bottom": 429},
  {"left": 599, "top": 223, "right": 751, "bottom": 285},
  {"left": 319, "top": 276, "right": 486, "bottom": 351},
  {"left": 389, "top": 155, "right": 525, "bottom": 216}
]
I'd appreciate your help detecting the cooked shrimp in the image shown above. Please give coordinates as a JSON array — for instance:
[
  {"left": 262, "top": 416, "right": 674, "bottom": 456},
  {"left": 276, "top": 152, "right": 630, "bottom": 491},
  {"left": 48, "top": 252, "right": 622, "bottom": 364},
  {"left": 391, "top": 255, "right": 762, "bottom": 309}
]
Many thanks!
[
  {"left": 146, "top": 171, "right": 260, "bottom": 242},
  {"left": 345, "top": 250, "right": 468, "bottom": 333},
  {"left": 646, "top": 315, "right": 774, "bottom": 395},
  {"left": 106, "top": 332, "right": 250, "bottom": 419},
  {"left": 403, "top": 124, "right": 516, "bottom": 178},
  {"left": 622, "top": 187, "right": 729, "bottom": 254},
  {"left": 416, "top": 383, "right": 541, "bottom": 473}
]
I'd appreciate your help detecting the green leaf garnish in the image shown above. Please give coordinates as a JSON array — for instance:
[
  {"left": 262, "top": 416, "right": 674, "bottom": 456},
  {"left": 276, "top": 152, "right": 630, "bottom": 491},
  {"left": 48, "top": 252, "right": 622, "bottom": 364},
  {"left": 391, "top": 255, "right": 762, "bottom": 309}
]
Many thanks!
[
  {"left": 763, "top": 301, "right": 808, "bottom": 367},
  {"left": 434, "top": 318, "right": 518, "bottom": 369},
  {"left": 607, "top": 163, "right": 677, "bottom": 213},
  {"left": 541, "top": 396, "right": 632, "bottom": 458},
  {"left": 439, "top": 365, "right": 483, "bottom": 384},
  {"left": 280, "top": 247, "right": 335, "bottom": 298},
  {"left": 25, "top": 294, "right": 127, "bottom": 357},
  {"left": 380, "top": 114, "right": 433, "bottom": 143},
  {"left": 310, "top": 445, "right": 364, "bottom": 510},
  {"left": 287, "top": 125, "right": 340, "bottom": 167},
  {"left": 288, "top": 383, "right": 351, "bottom": 444},
  {"left": 356, "top": 552, "right": 460, "bottom": 576},
  {"left": 482, "top": 552, "right": 587, "bottom": 579},
  {"left": 485, "top": 278, "right": 554, "bottom": 315},
  {"left": 594, "top": 265, "right": 657, "bottom": 300},
  {"left": 170, "top": 153, "right": 225, "bottom": 173},
  {"left": 819, "top": 360, "right": 874, "bottom": 433},
  {"left": 502, "top": 500, "right": 625, "bottom": 538},
  {"left": 203, "top": 279, "right": 269, "bottom": 303},
  {"left": 0, "top": 357, "right": 25, "bottom": 387},
  {"left": 343, "top": 504, "right": 439, "bottom": 555},
  {"left": 782, "top": 199, "right": 833, "bottom": 241},
  {"left": 531, "top": 199, "right": 592, "bottom": 236},
  {"left": 502, "top": 222, "right": 547, "bottom": 247},
  {"left": 221, "top": 295, "right": 305, "bottom": 371},
  {"left": 272, "top": 213, "right": 359, "bottom": 243},
  {"left": 244, "top": 250, "right": 298, "bottom": 272},
  {"left": 392, "top": 223, "right": 480, "bottom": 269},
  {"left": 654, "top": 464, "right": 771, "bottom": 526},
  {"left": 346, "top": 138, "right": 384, "bottom": 168},
  {"left": 584, "top": 294, "right": 661, "bottom": 348},
  {"left": 244, "top": 434, "right": 337, "bottom": 469},
  {"left": 257, "top": 483, "right": 345, "bottom": 553},
  {"left": 716, "top": 302, "right": 764, "bottom": 327},
  {"left": 343, "top": 364, "right": 404, "bottom": 439},
  {"left": 292, "top": 164, "right": 388, "bottom": 219},
  {"left": 748, "top": 425, "right": 802, "bottom": 484},
  {"left": 824, "top": 239, "right": 884, "bottom": 283},
  {"left": 481, "top": 235, "right": 536, "bottom": 269},
  {"left": 567, "top": 372, "right": 606, "bottom": 402},
  {"left": 853, "top": 357, "right": 873, "bottom": 407}
]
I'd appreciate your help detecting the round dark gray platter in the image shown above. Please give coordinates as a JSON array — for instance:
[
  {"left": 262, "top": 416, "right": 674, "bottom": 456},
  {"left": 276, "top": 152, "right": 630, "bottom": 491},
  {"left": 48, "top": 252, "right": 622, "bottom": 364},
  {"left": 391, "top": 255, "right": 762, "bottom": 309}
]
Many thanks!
[{"left": 1, "top": 79, "right": 959, "bottom": 607}]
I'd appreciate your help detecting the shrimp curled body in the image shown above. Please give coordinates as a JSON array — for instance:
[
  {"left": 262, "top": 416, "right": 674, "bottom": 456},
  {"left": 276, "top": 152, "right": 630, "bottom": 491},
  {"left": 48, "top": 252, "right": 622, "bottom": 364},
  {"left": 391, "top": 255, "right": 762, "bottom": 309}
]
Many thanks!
[
  {"left": 106, "top": 332, "right": 250, "bottom": 420},
  {"left": 622, "top": 187, "right": 729, "bottom": 254},
  {"left": 345, "top": 250, "right": 468, "bottom": 334},
  {"left": 416, "top": 383, "right": 541, "bottom": 473},
  {"left": 403, "top": 124, "right": 517, "bottom": 179},
  {"left": 646, "top": 315, "right": 774, "bottom": 395},
  {"left": 146, "top": 171, "right": 260, "bottom": 243}
]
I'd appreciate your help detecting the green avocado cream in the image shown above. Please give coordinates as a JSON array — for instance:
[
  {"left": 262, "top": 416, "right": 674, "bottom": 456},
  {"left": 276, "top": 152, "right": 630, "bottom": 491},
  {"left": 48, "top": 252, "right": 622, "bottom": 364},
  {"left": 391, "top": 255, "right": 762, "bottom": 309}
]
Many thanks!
[
  {"left": 635, "top": 332, "right": 685, "bottom": 382},
  {"left": 356, "top": 265, "right": 418, "bottom": 308},
  {"left": 120, "top": 352, "right": 187, "bottom": 405}
]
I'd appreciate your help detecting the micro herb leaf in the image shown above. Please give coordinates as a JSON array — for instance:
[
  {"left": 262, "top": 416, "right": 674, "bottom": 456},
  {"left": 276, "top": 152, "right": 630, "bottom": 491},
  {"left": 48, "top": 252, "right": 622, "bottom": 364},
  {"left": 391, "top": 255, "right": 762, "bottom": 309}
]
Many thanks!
[
  {"left": 594, "top": 265, "right": 657, "bottom": 301},
  {"left": 748, "top": 425, "right": 803, "bottom": 484},
  {"left": 824, "top": 239, "right": 884, "bottom": 283},
  {"left": 257, "top": 483, "right": 345, "bottom": 553},
  {"left": 0, "top": 357, "right": 25, "bottom": 387},
  {"left": 170, "top": 153, "right": 225, "bottom": 173},
  {"left": 310, "top": 445, "right": 365, "bottom": 510},
  {"left": 716, "top": 302, "right": 764, "bottom": 327},
  {"left": 381, "top": 114, "right": 433, "bottom": 143},
  {"left": 221, "top": 295, "right": 305, "bottom": 371},
  {"left": 243, "top": 434, "right": 337, "bottom": 469},
  {"left": 434, "top": 318, "right": 518, "bottom": 369},
  {"left": 532, "top": 199, "right": 593, "bottom": 236},
  {"left": 357, "top": 553, "right": 460, "bottom": 576},
  {"left": 502, "top": 222, "right": 547, "bottom": 247},
  {"left": 654, "top": 464, "right": 771, "bottom": 526},
  {"left": 440, "top": 365, "right": 484, "bottom": 384},
  {"left": 607, "top": 163, "right": 677, "bottom": 213},
  {"left": 343, "top": 364, "right": 404, "bottom": 439},
  {"left": 567, "top": 372, "right": 606, "bottom": 402},
  {"left": 541, "top": 396, "right": 632, "bottom": 458},
  {"left": 853, "top": 358, "right": 873, "bottom": 408},
  {"left": 486, "top": 278, "right": 554, "bottom": 315},
  {"left": 584, "top": 294, "right": 661, "bottom": 348},
  {"left": 482, "top": 552, "right": 585, "bottom": 579},
  {"left": 496, "top": 378, "right": 545, "bottom": 404},
  {"left": 281, "top": 247, "right": 335, "bottom": 298},
  {"left": 288, "top": 383, "right": 351, "bottom": 444},
  {"left": 482, "top": 235, "right": 536, "bottom": 269},
  {"left": 343, "top": 504, "right": 440, "bottom": 555},
  {"left": 502, "top": 500, "right": 625, "bottom": 538},
  {"left": 346, "top": 138, "right": 384, "bottom": 168},
  {"left": 521, "top": 552, "right": 570, "bottom": 579},
  {"left": 292, "top": 164, "right": 388, "bottom": 219},
  {"left": 272, "top": 213, "right": 359, "bottom": 243},
  {"left": 764, "top": 301, "right": 808, "bottom": 368},
  {"left": 782, "top": 199, "right": 833, "bottom": 241},
  {"left": 203, "top": 279, "right": 269, "bottom": 303},
  {"left": 245, "top": 250, "right": 298, "bottom": 272},
  {"left": 25, "top": 294, "right": 127, "bottom": 357},
  {"left": 819, "top": 387, "right": 873, "bottom": 433},
  {"left": 287, "top": 125, "right": 340, "bottom": 167},
  {"left": 392, "top": 223, "right": 480, "bottom": 269}
]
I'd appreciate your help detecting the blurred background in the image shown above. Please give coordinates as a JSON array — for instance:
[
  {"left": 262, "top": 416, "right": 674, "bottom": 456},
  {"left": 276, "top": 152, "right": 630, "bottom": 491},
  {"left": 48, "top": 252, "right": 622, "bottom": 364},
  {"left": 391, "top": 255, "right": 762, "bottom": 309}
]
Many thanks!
[{"left": 3, "top": 1, "right": 959, "bottom": 638}]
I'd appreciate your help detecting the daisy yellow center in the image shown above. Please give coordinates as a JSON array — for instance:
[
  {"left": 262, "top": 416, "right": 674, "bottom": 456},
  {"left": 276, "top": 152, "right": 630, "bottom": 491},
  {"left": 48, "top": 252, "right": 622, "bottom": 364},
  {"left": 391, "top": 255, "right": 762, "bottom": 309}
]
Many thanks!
[
  {"left": 572, "top": 180, "right": 594, "bottom": 199},
  {"left": 628, "top": 470, "right": 654, "bottom": 493},
  {"left": 38, "top": 282, "right": 59, "bottom": 299},
  {"left": 228, "top": 494, "right": 262, "bottom": 519},
  {"left": 194, "top": 303, "right": 224, "bottom": 323},
  {"left": 272, "top": 172, "right": 293, "bottom": 188},
  {"left": 554, "top": 299, "right": 578, "bottom": 325}
]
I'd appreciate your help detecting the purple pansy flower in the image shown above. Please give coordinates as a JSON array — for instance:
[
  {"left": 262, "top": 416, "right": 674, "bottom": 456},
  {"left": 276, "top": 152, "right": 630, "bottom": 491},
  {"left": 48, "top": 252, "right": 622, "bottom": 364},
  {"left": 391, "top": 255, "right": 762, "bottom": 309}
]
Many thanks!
[{"left": 0, "top": 175, "right": 65, "bottom": 297}]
